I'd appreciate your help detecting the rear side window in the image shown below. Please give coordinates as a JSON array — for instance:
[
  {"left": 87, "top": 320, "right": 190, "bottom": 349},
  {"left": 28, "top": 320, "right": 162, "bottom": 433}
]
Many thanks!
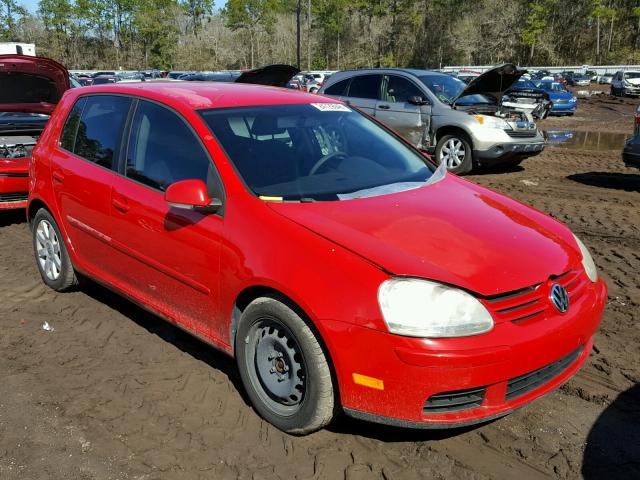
[
  {"left": 347, "top": 75, "right": 381, "bottom": 100},
  {"left": 59, "top": 97, "right": 87, "bottom": 151},
  {"left": 324, "top": 79, "right": 349, "bottom": 96},
  {"left": 125, "top": 100, "right": 213, "bottom": 193},
  {"left": 74, "top": 95, "right": 131, "bottom": 169}
]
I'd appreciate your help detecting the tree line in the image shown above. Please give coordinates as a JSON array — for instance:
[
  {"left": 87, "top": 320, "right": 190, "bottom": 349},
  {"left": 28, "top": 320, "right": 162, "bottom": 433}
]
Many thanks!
[{"left": 1, "top": 0, "right": 639, "bottom": 71}]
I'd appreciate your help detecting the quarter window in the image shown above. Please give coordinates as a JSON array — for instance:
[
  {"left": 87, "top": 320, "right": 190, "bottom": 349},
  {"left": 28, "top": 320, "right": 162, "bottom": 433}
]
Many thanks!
[
  {"left": 74, "top": 95, "right": 132, "bottom": 169},
  {"left": 324, "top": 79, "right": 350, "bottom": 96},
  {"left": 347, "top": 75, "right": 381, "bottom": 100},
  {"left": 126, "top": 100, "right": 214, "bottom": 193}
]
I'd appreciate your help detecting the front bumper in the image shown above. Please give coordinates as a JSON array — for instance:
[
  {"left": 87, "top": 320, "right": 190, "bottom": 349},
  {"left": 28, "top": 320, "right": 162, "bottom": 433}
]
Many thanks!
[
  {"left": 474, "top": 141, "right": 545, "bottom": 164},
  {"left": 324, "top": 278, "right": 607, "bottom": 428},
  {"left": 623, "top": 86, "right": 640, "bottom": 96},
  {"left": 0, "top": 158, "right": 29, "bottom": 210},
  {"left": 551, "top": 102, "right": 577, "bottom": 115}
]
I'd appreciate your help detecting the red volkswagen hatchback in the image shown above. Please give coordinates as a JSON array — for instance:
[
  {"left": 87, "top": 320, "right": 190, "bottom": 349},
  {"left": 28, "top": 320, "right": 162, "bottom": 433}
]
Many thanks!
[{"left": 29, "top": 82, "right": 607, "bottom": 434}]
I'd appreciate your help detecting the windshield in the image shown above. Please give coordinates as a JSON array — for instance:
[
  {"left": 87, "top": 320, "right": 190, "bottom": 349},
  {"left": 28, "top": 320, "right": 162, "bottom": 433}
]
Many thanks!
[
  {"left": 536, "top": 81, "right": 567, "bottom": 92},
  {"left": 624, "top": 72, "right": 640, "bottom": 80},
  {"left": 514, "top": 79, "right": 537, "bottom": 89},
  {"left": 419, "top": 74, "right": 492, "bottom": 105},
  {"left": 200, "top": 104, "right": 433, "bottom": 201}
]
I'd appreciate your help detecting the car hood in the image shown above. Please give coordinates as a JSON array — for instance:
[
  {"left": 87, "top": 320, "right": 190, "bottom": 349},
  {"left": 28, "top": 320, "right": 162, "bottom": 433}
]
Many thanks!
[
  {"left": 267, "top": 176, "right": 579, "bottom": 296},
  {"left": 626, "top": 77, "right": 640, "bottom": 86},
  {"left": 452, "top": 63, "right": 526, "bottom": 106},
  {"left": 235, "top": 64, "right": 300, "bottom": 88},
  {"left": 0, "top": 55, "right": 70, "bottom": 114}
]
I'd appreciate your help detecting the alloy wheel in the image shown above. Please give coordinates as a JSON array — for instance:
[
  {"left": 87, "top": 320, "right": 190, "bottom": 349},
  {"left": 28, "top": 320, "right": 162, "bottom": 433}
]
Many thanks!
[
  {"left": 441, "top": 137, "right": 466, "bottom": 168},
  {"left": 35, "top": 220, "right": 62, "bottom": 281}
]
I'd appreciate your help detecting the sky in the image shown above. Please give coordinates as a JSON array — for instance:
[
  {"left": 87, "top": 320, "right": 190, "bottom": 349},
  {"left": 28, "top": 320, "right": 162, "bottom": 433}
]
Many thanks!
[{"left": 19, "top": 0, "right": 227, "bottom": 13}]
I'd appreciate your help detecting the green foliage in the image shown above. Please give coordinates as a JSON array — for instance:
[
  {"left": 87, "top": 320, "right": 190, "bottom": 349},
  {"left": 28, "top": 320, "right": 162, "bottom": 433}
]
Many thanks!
[{"left": 0, "top": 0, "right": 27, "bottom": 39}]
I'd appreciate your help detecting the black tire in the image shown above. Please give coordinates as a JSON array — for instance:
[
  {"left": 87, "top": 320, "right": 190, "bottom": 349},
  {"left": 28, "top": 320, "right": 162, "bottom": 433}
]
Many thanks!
[
  {"left": 435, "top": 133, "right": 473, "bottom": 175},
  {"left": 32, "top": 209, "right": 77, "bottom": 291},
  {"left": 235, "top": 295, "right": 335, "bottom": 435},
  {"left": 610, "top": 86, "right": 615, "bottom": 96}
]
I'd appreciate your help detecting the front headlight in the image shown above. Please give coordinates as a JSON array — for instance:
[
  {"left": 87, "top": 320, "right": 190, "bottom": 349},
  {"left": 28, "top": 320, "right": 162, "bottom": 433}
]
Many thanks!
[
  {"left": 474, "top": 114, "right": 510, "bottom": 130},
  {"left": 572, "top": 234, "right": 598, "bottom": 282},
  {"left": 378, "top": 278, "right": 494, "bottom": 338},
  {"left": 571, "top": 96, "right": 577, "bottom": 103}
]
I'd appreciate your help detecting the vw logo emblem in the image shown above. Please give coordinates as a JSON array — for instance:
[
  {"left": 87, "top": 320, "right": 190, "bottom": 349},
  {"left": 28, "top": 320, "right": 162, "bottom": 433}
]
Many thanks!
[{"left": 550, "top": 284, "right": 570, "bottom": 313}]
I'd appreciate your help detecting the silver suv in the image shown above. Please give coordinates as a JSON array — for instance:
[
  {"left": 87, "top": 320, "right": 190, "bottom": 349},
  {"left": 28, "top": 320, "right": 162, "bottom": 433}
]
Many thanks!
[{"left": 319, "top": 64, "right": 546, "bottom": 174}]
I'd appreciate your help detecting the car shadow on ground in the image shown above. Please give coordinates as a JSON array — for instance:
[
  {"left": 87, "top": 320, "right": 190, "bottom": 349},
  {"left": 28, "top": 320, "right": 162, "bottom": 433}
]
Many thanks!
[
  {"left": 568, "top": 172, "right": 640, "bottom": 193},
  {"left": 582, "top": 384, "right": 640, "bottom": 479},
  {"left": 471, "top": 164, "right": 525, "bottom": 176},
  {"left": 78, "top": 277, "right": 252, "bottom": 407},
  {"left": 0, "top": 210, "right": 27, "bottom": 227},
  {"left": 328, "top": 411, "right": 492, "bottom": 442}
]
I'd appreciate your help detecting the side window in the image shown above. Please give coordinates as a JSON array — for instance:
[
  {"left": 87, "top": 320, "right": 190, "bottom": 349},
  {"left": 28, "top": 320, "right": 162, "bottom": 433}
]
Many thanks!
[
  {"left": 383, "top": 76, "right": 425, "bottom": 103},
  {"left": 324, "top": 79, "right": 349, "bottom": 96},
  {"left": 126, "top": 100, "right": 215, "bottom": 194},
  {"left": 59, "top": 97, "right": 86, "bottom": 151},
  {"left": 347, "top": 75, "right": 381, "bottom": 100},
  {"left": 74, "top": 95, "right": 131, "bottom": 169}
]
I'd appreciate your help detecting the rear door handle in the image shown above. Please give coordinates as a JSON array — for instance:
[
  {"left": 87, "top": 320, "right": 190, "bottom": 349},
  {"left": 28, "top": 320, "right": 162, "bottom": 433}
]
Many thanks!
[
  {"left": 52, "top": 170, "right": 64, "bottom": 184},
  {"left": 112, "top": 197, "right": 130, "bottom": 213},
  {"left": 377, "top": 104, "right": 390, "bottom": 110}
]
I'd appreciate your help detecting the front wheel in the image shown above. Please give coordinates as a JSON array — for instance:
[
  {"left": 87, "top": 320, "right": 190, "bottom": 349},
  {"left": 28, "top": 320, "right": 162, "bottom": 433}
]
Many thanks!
[
  {"left": 235, "top": 296, "right": 335, "bottom": 435},
  {"left": 435, "top": 133, "right": 473, "bottom": 174}
]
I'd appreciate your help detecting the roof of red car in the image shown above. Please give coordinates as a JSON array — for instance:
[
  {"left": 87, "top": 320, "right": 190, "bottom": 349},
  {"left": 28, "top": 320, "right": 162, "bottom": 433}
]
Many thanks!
[{"left": 73, "top": 81, "right": 338, "bottom": 110}]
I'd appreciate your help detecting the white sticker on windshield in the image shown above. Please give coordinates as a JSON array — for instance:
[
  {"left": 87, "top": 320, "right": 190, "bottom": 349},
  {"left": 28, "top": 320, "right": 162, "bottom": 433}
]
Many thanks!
[{"left": 311, "top": 103, "right": 351, "bottom": 112}]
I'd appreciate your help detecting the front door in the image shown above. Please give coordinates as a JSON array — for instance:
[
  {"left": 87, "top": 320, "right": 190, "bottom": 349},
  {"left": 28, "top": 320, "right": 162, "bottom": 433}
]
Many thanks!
[
  {"left": 375, "top": 75, "right": 431, "bottom": 149},
  {"left": 108, "top": 99, "right": 225, "bottom": 341}
]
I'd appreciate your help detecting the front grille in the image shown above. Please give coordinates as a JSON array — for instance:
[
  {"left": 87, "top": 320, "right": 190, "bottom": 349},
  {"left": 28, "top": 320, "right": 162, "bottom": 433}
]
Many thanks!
[
  {"left": 0, "top": 191, "right": 28, "bottom": 202},
  {"left": 423, "top": 386, "right": 486, "bottom": 414},
  {"left": 555, "top": 100, "right": 569, "bottom": 104},
  {"left": 506, "top": 346, "right": 582, "bottom": 401},
  {"left": 483, "top": 268, "right": 588, "bottom": 324},
  {"left": 0, "top": 172, "right": 28, "bottom": 178},
  {"left": 507, "top": 130, "right": 538, "bottom": 138}
]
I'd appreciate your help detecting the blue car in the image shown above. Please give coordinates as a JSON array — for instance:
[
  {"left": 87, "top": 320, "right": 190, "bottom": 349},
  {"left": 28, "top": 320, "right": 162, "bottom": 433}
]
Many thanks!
[{"left": 534, "top": 80, "right": 577, "bottom": 116}]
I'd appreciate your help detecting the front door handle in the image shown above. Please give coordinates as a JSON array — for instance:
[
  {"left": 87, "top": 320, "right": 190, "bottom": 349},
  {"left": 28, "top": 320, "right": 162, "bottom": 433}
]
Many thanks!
[
  {"left": 377, "top": 104, "right": 390, "bottom": 110},
  {"left": 112, "top": 197, "right": 130, "bottom": 213},
  {"left": 52, "top": 170, "right": 64, "bottom": 184}
]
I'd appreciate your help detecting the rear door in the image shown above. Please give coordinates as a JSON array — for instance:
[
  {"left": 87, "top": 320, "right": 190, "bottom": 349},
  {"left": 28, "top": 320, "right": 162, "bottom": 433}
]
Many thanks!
[
  {"left": 52, "top": 94, "right": 132, "bottom": 277},
  {"left": 108, "top": 99, "right": 225, "bottom": 340},
  {"left": 375, "top": 74, "right": 431, "bottom": 148},
  {"left": 343, "top": 74, "right": 381, "bottom": 115}
]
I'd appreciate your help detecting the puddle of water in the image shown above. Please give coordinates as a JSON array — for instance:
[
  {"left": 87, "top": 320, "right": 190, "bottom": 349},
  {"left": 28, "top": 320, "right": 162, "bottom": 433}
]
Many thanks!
[{"left": 544, "top": 130, "right": 629, "bottom": 150}]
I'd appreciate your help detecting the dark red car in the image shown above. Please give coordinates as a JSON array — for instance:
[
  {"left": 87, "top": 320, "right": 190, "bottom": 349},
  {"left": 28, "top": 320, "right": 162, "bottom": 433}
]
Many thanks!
[
  {"left": 28, "top": 82, "right": 607, "bottom": 434},
  {"left": 0, "top": 55, "right": 69, "bottom": 209}
]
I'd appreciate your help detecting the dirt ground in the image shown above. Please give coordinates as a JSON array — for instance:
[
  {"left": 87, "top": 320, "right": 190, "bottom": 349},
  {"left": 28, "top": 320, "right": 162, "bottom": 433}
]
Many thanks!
[{"left": 1, "top": 93, "right": 639, "bottom": 480}]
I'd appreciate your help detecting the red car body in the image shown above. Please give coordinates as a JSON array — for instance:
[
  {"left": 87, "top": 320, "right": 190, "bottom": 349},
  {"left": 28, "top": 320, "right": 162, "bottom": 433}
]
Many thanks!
[
  {"left": 0, "top": 55, "right": 69, "bottom": 210},
  {"left": 28, "top": 82, "right": 607, "bottom": 429}
]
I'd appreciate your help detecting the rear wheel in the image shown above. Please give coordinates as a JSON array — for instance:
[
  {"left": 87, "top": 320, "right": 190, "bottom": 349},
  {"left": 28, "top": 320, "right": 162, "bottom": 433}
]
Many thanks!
[
  {"left": 32, "top": 209, "right": 77, "bottom": 291},
  {"left": 236, "top": 295, "right": 335, "bottom": 435},
  {"left": 435, "top": 133, "right": 473, "bottom": 174}
]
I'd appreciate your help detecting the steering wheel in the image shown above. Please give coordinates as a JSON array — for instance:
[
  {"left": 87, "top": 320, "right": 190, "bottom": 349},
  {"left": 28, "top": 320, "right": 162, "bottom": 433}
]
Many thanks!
[{"left": 308, "top": 151, "right": 349, "bottom": 176}]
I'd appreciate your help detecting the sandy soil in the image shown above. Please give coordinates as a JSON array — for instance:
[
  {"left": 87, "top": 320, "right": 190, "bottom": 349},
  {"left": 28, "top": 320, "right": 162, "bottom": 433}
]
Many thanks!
[{"left": 1, "top": 94, "right": 639, "bottom": 480}]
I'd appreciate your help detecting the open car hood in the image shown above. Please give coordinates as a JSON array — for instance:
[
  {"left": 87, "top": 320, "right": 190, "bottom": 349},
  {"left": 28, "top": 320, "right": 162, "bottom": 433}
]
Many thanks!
[
  {"left": 0, "top": 55, "right": 70, "bottom": 114},
  {"left": 235, "top": 64, "right": 300, "bottom": 88},
  {"left": 452, "top": 63, "right": 525, "bottom": 106}
]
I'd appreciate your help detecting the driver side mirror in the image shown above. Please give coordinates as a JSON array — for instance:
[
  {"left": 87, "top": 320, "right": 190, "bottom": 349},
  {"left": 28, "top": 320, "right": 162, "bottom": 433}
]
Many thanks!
[
  {"left": 408, "top": 95, "right": 429, "bottom": 106},
  {"left": 165, "top": 179, "right": 222, "bottom": 214}
]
